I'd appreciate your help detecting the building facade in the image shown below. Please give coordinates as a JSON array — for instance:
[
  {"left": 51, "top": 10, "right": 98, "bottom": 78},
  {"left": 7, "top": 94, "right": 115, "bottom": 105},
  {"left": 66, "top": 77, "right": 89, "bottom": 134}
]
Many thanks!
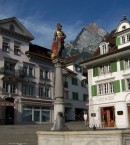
[
  {"left": 0, "top": 17, "right": 88, "bottom": 124},
  {"left": 0, "top": 17, "right": 54, "bottom": 124},
  {"left": 63, "top": 56, "right": 88, "bottom": 121},
  {"left": 81, "top": 16, "right": 130, "bottom": 129}
]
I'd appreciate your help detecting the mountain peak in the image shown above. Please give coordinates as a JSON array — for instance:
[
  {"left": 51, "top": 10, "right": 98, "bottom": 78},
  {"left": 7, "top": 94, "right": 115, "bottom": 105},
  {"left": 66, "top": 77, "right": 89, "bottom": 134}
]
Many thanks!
[{"left": 64, "top": 22, "right": 108, "bottom": 59}]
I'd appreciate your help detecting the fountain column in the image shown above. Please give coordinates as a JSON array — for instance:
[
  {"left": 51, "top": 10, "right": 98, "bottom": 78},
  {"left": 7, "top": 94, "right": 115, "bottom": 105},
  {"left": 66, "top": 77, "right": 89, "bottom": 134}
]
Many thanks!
[{"left": 51, "top": 58, "right": 68, "bottom": 130}]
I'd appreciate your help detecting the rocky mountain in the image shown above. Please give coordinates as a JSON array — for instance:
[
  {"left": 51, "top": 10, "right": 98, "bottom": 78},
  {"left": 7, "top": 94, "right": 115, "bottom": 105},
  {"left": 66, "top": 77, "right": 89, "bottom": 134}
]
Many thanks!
[{"left": 63, "top": 23, "right": 108, "bottom": 59}]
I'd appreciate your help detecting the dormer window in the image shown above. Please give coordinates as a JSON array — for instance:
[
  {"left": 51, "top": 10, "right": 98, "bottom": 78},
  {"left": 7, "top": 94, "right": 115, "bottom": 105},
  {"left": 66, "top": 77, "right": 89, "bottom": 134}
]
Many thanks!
[
  {"left": 122, "top": 25, "right": 126, "bottom": 30},
  {"left": 100, "top": 43, "right": 109, "bottom": 54},
  {"left": 75, "top": 64, "right": 82, "bottom": 73},
  {"left": 9, "top": 24, "right": 15, "bottom": 31},
  {"left": 121, "top": 35, "right": 126, "bottom": 44}
]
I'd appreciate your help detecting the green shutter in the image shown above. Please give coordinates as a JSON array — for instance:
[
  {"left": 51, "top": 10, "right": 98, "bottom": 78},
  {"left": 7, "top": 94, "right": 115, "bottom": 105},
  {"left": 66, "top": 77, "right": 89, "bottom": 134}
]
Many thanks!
[
  {"left": 113, "top": 80, "right": 120, "bottom": 93},
  {"left": 121, "top": 79, "right": 126, "bottom": 92},
  {"left": 116, "top": 37, "right": 120, "bottom": 46},
  {"left": 91, "top": 85, "right": 97, "bottom": 96},
  {"left": 110, "top": 61, "right": 117, "bottom": 72},
  {"left": 93, "top": 67, "right": 99, "bottom": 77},
  {"left": 120, "top": 60, "right": 124, "bottom": 70}
]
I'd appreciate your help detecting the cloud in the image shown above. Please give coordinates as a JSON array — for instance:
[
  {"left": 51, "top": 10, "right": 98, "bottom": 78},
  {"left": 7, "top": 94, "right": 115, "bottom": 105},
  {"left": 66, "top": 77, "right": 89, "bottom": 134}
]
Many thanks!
[{"left": 19, "top": 17, "right": 82, "bottom": 49}]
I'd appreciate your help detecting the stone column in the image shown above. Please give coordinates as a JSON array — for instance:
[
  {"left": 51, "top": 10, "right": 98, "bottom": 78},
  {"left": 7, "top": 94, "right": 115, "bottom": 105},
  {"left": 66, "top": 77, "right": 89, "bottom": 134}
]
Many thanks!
[{"left": 51, "top": 59, "right": 68, "bottom": 130}]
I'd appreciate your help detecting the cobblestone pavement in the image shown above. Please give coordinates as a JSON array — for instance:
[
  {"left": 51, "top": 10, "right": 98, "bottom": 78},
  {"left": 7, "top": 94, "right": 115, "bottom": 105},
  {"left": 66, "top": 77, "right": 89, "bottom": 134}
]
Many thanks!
[{"left": 0, "top": 121, "right": 86, "bottom": 145}]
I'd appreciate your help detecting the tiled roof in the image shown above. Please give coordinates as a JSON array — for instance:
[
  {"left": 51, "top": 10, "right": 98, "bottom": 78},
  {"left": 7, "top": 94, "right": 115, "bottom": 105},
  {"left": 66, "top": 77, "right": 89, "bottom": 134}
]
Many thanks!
[
  {"left": 92, "top": 29, "right": 116, "bottom": 58},
  {"left": 25, "top": 43, "right": 51, "bottom": 60}
]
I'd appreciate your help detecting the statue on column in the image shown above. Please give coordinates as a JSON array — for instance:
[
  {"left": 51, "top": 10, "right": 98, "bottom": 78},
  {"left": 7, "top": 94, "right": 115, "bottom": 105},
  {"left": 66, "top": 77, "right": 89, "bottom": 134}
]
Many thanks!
[{"left": 51, "top": 23, "right": 66, "bottom": 60}]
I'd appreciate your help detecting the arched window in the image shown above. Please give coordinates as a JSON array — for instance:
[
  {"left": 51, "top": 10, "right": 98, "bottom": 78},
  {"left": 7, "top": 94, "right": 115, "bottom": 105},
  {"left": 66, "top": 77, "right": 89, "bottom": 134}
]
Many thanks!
[{"left": 9, "top": 24, "right": 15, "bottom": 31}]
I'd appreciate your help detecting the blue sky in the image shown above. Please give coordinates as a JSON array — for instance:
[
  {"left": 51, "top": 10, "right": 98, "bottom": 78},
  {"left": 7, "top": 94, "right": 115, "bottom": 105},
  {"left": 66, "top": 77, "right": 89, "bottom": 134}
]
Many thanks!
[{"left": 0, "top": 0, "right": 130, "bottom": 49}]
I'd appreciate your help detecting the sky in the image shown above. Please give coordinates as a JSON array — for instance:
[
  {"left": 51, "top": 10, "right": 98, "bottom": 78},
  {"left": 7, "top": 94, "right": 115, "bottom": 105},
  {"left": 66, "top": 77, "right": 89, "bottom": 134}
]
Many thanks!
[{"left": 0, "top": 0, "right": 130, "bottom": 49}]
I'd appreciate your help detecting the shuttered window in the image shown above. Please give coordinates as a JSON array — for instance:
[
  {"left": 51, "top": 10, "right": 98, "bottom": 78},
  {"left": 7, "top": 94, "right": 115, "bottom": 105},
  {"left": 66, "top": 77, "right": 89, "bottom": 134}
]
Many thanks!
[
  {"left": 93, "top": 67, "right": 99, "bottom": 77},
  {"left": 120, "top": 60, "right": 125, "bottom": 70},
  {"left": 110, "top": 61, "right": 117, "bottom": 72},
  {"left": 121, "top": 79, "right": 126, "bottom": 92},
  {"left": 116, "top": 37, "right": 120, "bottom": 46},
  {"left": 91, "top": 85, "right": 97, "bottom": 96},
  {"left": 113, "top": 80, "right": 120, "bottom": 93}
]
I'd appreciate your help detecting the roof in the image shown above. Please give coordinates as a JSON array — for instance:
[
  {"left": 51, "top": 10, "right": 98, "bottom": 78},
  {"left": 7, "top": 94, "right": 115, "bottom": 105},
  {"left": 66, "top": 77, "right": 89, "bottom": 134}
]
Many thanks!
[
  {"left": 63, "top": 54, "right": 82, "bottom": 66},
  {"left": 0, "top": 17, "right": 34, "bottom": 40},
  {"left": 25, "top": 43, "right": 51, "bottom": 60},
  {"left": 80, "top": 29, "right": 119, "bottom": 67}
]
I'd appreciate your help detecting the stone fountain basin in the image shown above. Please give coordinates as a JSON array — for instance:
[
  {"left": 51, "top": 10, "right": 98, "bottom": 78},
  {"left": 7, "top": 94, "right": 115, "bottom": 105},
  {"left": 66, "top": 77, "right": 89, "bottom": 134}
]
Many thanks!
[{"left": 37, "top": 129, "right": 130, "bottom": 145}]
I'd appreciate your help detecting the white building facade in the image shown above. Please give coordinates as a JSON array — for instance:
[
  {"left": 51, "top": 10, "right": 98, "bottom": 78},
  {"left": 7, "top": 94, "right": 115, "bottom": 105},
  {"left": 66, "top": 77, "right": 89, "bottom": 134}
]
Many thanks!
[
  {"left": 80, "top": 16, "right": 130, "bottom": 129},
  {"left": 63, "top": 57, "right": 88, "bottom": 121}
]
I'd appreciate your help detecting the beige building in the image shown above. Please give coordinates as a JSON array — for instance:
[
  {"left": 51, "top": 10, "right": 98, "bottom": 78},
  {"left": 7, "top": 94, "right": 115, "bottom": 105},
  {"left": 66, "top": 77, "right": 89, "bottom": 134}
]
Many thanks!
[
  {"left": 0, "top": 17, "right": 54, "bottom": 124},
  {"left": 0, "top": 17, "right": 88, "bottom": 125}
]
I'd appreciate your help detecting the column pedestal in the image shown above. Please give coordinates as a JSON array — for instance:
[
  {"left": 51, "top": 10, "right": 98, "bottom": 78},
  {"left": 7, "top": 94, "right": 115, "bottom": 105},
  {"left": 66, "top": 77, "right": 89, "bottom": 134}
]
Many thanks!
[{"left": 51, "top": 59, "right": 68, "bottom": 131}]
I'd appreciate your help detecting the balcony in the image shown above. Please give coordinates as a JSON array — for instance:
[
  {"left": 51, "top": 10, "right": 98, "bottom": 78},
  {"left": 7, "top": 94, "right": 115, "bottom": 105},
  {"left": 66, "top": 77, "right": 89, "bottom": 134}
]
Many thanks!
[{"left": 0, "top": 67, "right": 25, "bottom": 79}]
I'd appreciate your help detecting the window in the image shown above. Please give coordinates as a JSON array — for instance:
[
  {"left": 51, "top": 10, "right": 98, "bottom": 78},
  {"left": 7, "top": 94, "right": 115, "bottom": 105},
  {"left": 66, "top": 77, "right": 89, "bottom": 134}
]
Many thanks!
[
  {"left": 81, "top": 80, "right": 87, "bottom": 88},
  {"left": 72, "top": 92, "right": 78, "bottom": 100},
  {"left": 45, "top": 88, "right": 49, "bottom": 98},
  {"left": 102, "top": 44, "right": 107, "bottom": 54},
  {"left": 40, "top": 68, "right": 50, "bottom": 79},
  {"left": 2, "top": 39, "right": 10, "bottom": 52},
  {"left": 125, "top": 58, "right": 130, "bottom": 69},
  {"left": 72, "top": 77, "right": 78, "bottom": 86},
  {"left": 28, "top": 85, "right": 34, "bottom": 96},
  {"left": 23, "top": 64, "right": 35, "bottom": 76},
  {"left": 39, "top": 87, "right": 44, "bottom": 97},
  {"left": 23, "top": 66, "right": 28, "bottom": 75},
  {"left": 100, "top": 43, "right": 109, "bottom": 54},
  {"left": 29, "top": 67, "right": 33, "bottom": 76},
  {"left": 40, "top": 70, "right": 44, "bottom": 78},
  {"left": 126, "top": 78, "right": 130, "bottom": 90},
  {"left": 121, "top": 35, "right": 126, "bottom": 44},
  {"left": 10, "top": 84, "right": 16, "bottom": 94},
  {"left": 39, "top": 86, "right": 50, "bottom": 98},
  {"left": 98, "top": 82, "right": 114, "bottom": 95},
  {"left": 4, "top": 61, "right": 15, "bottom": 76},
  {"left": 9, "top": 24, "right": 15, "bottom": 31},
  {"left": 5, "top": 61, "right": 15, "bottom": 71},
  {"left": 14, "top": 42, "right": 21, "bottom": 55},
  {"left": 122, "top": 26, "right": 126, "bottom": 30},
  {"left": 98, "top": 84, "right": 103, "bottom": 95},
  {"left": 45, "top": 70, "right": 49, "bottom": 79},
  {"left": 22, "top": 84, "right": 35, "bottom": 96},
  {"left": 99, "top": 64, "right": 111, "bottom": 75},
  {"left": 64, "top": 81, "right": 68, "bottom": 88},
  {"left": 3, "top": 82, "right": 16, "bottom": 94},
  {"left": 75, "top": 64, "right": 82, "bottom": 73},
  {"left": 83, "top": 94, "right": 88, "bottom": 101},
  {"left": 22, "top": 106, "right": 51, "bottom": 123},
  {"left": 127, "top": 34, "right": 130, "bottom": 42}
]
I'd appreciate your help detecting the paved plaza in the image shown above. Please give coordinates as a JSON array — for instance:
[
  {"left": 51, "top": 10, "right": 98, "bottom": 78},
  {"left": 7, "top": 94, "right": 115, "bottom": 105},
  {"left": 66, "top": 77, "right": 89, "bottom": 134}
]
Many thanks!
[{"left": 0, "top": 122, "right": 86, "bottom": 145}]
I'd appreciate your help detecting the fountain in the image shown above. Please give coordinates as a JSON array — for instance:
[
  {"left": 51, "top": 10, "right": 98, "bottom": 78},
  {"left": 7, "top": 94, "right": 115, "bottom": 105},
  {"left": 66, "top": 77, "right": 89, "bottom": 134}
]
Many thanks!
[{"left": 36, "top": 23, "right": 130, "bottom": 145}]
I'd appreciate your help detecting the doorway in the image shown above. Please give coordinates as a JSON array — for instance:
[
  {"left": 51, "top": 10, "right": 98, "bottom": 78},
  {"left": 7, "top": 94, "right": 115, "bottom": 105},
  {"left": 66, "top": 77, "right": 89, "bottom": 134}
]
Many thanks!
[
  {"left": 127, "top": 106, "right": 130, "bottom": 127},
  {"left": 101, "top": 106, "right": 115, "bottom": 128},
  {"left": 5, "top": 98, "right": 14, "bottom": 125}
]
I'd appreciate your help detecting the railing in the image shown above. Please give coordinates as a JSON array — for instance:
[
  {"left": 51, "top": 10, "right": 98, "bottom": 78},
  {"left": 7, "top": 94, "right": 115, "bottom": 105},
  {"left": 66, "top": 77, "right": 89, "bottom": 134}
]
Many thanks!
[{"left": 0, "top": 67, "right": 25, "bottom": 78}]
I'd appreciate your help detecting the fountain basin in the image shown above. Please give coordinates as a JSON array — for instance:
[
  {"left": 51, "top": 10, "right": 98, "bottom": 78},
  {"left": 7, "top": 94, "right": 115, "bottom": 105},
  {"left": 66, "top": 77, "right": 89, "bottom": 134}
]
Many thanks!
[{"left": 37, "top": 129, "right": 130, "bottom": 145}]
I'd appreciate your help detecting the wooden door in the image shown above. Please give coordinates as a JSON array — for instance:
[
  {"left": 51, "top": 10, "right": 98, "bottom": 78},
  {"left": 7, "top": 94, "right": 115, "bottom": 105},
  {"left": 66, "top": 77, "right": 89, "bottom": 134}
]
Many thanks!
[{"left": 127, "top": 106, "right": 130, "bottom": 126}]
